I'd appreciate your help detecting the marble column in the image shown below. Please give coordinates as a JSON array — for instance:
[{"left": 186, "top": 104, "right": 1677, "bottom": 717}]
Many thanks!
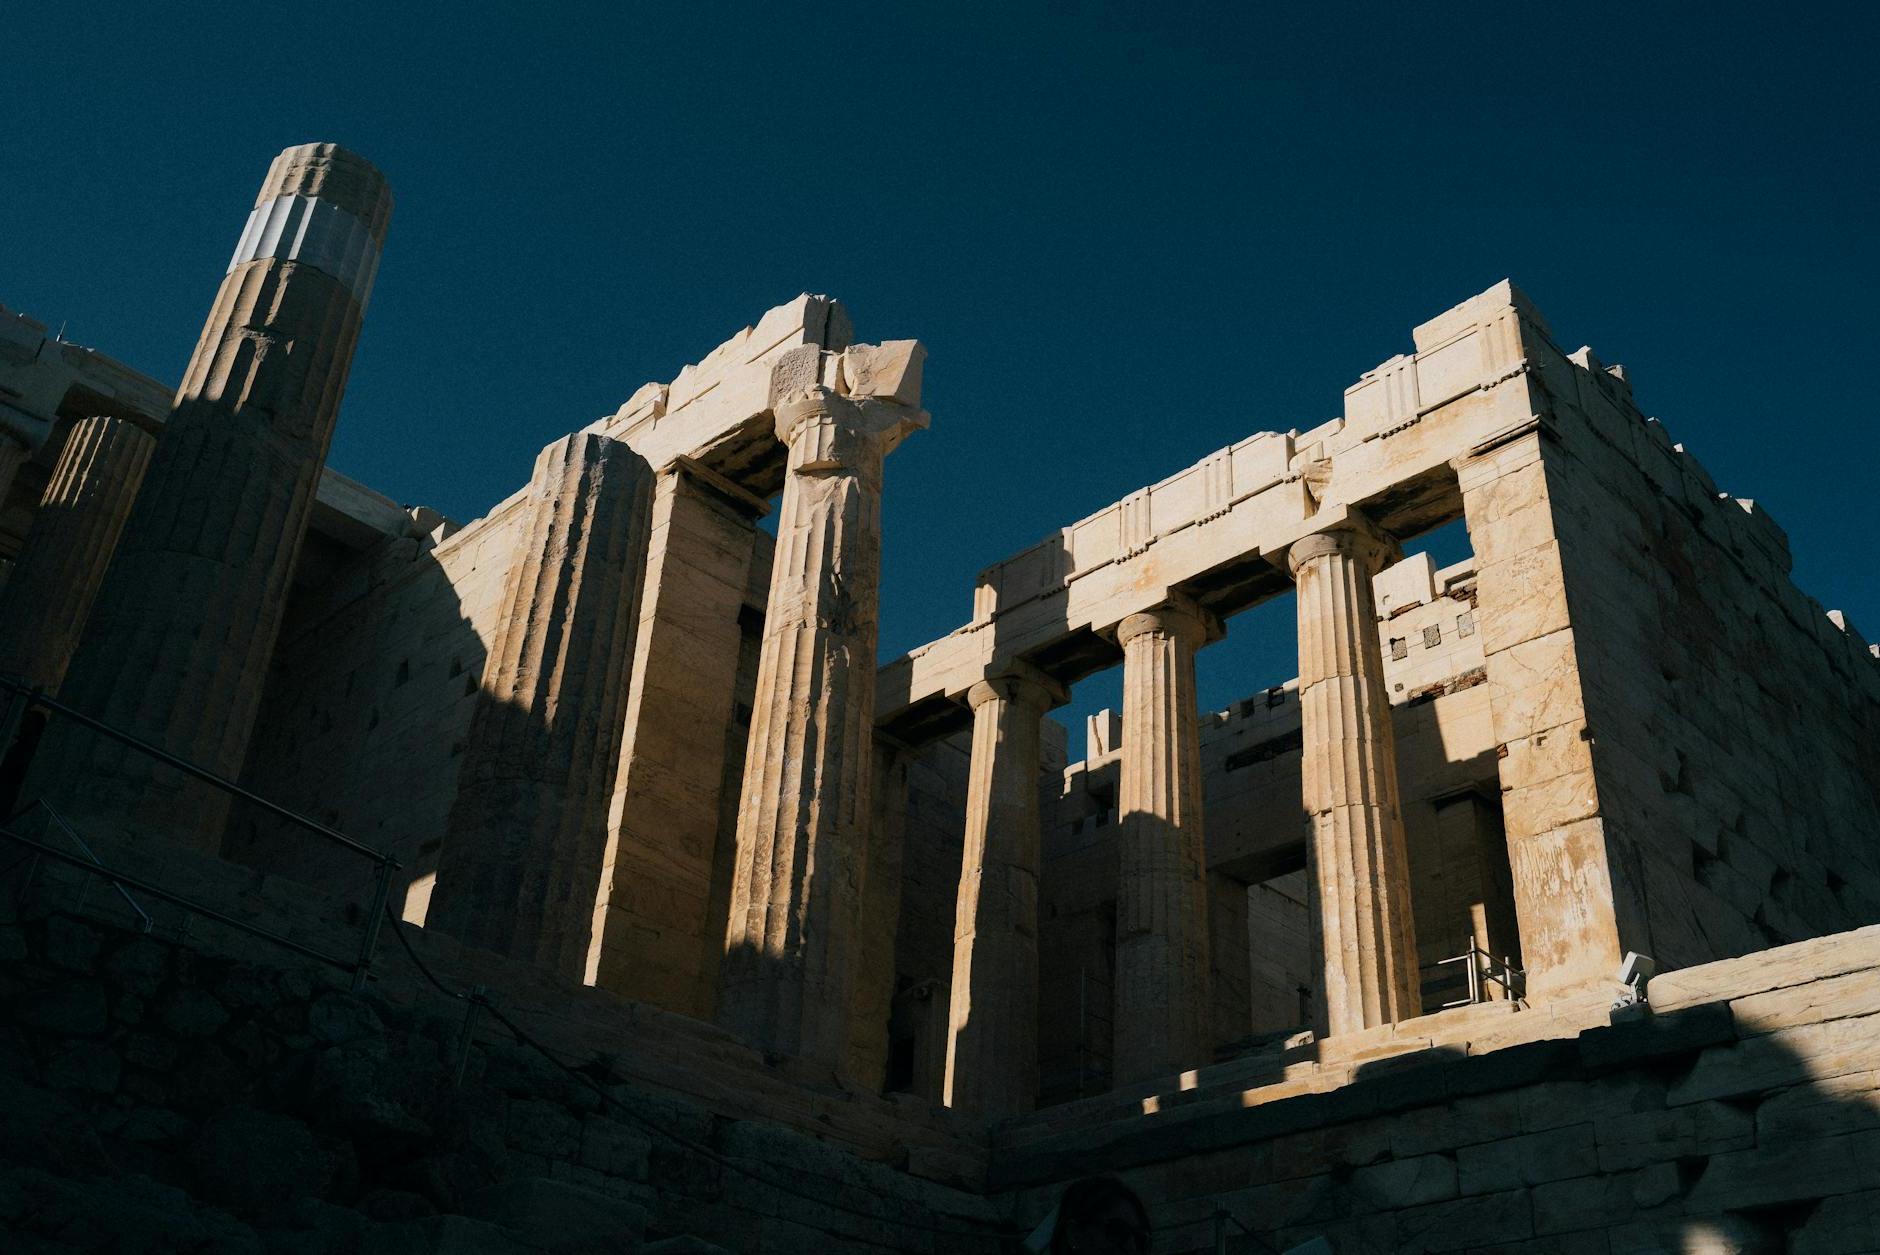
[
  {"left": 1113, "top": 598, "right": 1216, "bottom": 1086},
  {"left": 944, "top": 665, "right": 1064, "bottom": 1116},
  {"left": 1287, "top": 519, "right": 1421, "bottom": 1036},
  {"left": 0, "top": 417, "right": 155, "bottom": 692},
  {"left": 28, "top": 143, "right": 391, "bottom": 850},
  {"left": 427, "top": 432, "right": 654, "bottom": 978},
  {"left": 716, "top": 384, "right": 924, "bottom": 1072}
]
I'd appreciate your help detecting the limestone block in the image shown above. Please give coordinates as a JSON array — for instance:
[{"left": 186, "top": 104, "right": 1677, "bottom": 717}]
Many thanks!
[
  {"left": 840, "top": 340, "right": 926, "bottom": 408},
  {"left": 1756, "top": 1071, "right": 1880, "bottom": 1144},
  {"left": 1388, "top": 1187, "right": 1536, "bottom": 1251},
  {"left": 1594, "top": 1101, "right": 1754, "bottom": 1172},
  {"left": 1411, "top": 279, "right": 1545, "bottom": 353},
  {"left": 1647, "top": 926, "right": 1880, "bottom": 1013},
  {"left": 1722, "top": 969, "right": 1880, "bottom": 1037},
  {"left": 1350, "top": 1152, "right": 1459, "bottom": 1208},
  {"left": 1476, "top": 545, "right": 1575, "bottom": 656},
  {"left": 1483, "top": 629, "right": 1592, "bottom": 747},
  {"left": 1669, "top": 1015, "right": 1880, "bottom": 1107},
  {"left": 1684, "top": 1128, "right": 1880, "bottom": 1212},
  {"left": 1504, "top": 819, "right": 1627, "bottom": 998},
  {"left": 1456, "top": 1124, "right": 1598, "bottom": 1195},
  {"left": 1528, "top": 1163, "right": 1680, "bottom": 1238},
  {"left": 1375, "top": 552, "right": 1438, "bottom": 617}
]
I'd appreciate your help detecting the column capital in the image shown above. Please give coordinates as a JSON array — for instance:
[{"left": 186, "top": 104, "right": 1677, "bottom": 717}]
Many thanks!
[
  {"left": 1114, "top": 594, "right": 1221, "bottom": 650},
  {"left": 774, "top": 386, "right": 929, "bottom": 467},
  {"left": 967, "top": 662, "right": 1067, "bottom": 713},
  {"left": 1280, "top": 511, "right": 1399, "bottom": 578}
]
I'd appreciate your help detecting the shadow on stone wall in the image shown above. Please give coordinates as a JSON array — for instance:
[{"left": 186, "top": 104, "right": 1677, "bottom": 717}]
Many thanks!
[
  {"left": 1002, "top": 1006, "right": 1880, "bottom": 1254},
  {"left": 0, "top": 871, "right": 1005, "bottom": 1253},
  {"left": 224, "top": 528, "right": 488, "bottom": 927}
]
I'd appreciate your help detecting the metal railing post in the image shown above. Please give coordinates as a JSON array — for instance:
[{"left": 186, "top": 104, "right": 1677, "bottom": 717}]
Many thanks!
[
  {"left": 353, "top": 859, "right": 396, "bottom": 991},
  {"left": 453, "top": 985, "right": 487, "bottom": 1087}
]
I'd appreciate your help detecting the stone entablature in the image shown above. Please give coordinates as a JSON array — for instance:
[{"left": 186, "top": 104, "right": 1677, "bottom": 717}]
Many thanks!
[{"left": 876, "top": 281, "right": 1541, "bottom": 736}]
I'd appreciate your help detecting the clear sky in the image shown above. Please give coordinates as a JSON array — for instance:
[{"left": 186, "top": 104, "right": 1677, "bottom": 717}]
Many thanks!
[{"left": 7, "top": 4, "right": 1876, "bottom": 740}]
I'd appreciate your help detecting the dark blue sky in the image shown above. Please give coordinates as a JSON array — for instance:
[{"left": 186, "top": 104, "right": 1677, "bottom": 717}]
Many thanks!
[{"left": 8, "top": 4, "right": 1876, "bottom": 736}]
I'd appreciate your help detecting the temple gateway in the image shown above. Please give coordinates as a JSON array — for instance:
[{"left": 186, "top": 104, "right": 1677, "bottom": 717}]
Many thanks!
[{"left": 3, "top": 143, "right": 1877, "bottom": 1253}]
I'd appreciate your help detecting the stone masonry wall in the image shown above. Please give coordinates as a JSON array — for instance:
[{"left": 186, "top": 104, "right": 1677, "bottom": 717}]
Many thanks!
[
  {"left": 230, "top": 490, "right": 532, "bottom": 920},
  {"left": 995, "top": 925, "right": 1880, "bottom": 1253},
  {"left": 10, "top": 819, "right": 1880, "bottom": 1253},
  {"left": 1527, "top": 341, "right": 1880, "bottom": 971},
  {"left": 0, "top": 833, "right": 1003, "bottom": 1254}
]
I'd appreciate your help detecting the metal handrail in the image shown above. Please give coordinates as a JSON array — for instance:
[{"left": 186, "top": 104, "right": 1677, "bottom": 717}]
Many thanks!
[
  {"left": 1, "top": 827, "right": 361, "bottom": 973},
  {"left": 0, "top": 674, "right": 398, "bottom": 989},
  {"left": 15, "top": 798, "right": 154, "bottom": 933},
  {"left": 0, "top": 675, "right": 389, "bottom": 863},
  {"left": 1422, "top": 947, "right": 1526, "bottom": 1008}
]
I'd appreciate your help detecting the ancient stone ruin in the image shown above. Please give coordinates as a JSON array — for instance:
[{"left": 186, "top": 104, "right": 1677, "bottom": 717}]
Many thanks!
[{"left": 3, "top": 142, "right": 1878, "bottom": 1252}]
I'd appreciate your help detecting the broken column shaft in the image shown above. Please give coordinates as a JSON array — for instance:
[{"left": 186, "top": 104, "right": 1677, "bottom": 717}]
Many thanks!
[{"left": 28, "top": 143, "right": 391, "bottom": 849}]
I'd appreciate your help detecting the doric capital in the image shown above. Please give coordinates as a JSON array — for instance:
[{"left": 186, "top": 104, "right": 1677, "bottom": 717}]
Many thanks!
[
  {"left": 967, "top": 662, "right": 1067, "bottom": 713},
  {"left": 1114, "top": 595, "right": 1220, "bottom": 650},
  {"left": 1282, "top": 513, "right": 1399, "bottom": 578}
]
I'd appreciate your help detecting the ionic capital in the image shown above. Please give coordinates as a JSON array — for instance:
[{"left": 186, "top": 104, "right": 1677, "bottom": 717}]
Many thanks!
[
  {"left": 967, "top": 662, "right": 1067, "bottom": 713},
  {"left": 1114, "top": 595, "right": 1220, "bottom": 650},
  {"left": 1282, "top": 513, "right": 1399, "bottom": 578},
  {"left": 774, "top": 386, "right": 929, "bottom": 473}
]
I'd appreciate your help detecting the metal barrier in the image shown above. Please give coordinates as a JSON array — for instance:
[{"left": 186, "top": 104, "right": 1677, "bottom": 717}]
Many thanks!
[
  {"left": 0, "top": 674, "right": 398, "bottom": 991},
  {"left": 1422, "top": 947, "right": 1526, "bottom": 1008}
]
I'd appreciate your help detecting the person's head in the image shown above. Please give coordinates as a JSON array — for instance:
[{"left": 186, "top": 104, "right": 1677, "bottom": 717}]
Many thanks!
[{"left": 1048, "top": 1175, "right": 1150, "bottom": 1255}]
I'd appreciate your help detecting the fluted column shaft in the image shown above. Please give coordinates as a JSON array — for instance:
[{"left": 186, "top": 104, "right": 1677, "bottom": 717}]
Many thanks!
[
  {"left": 0, "top": 417, "right": 155, "bottom": 692},
  {"left": 717, "top": 386, "right": 920, "bottom": 1071},
  {"left": 945, "top": 668, "right": 1063, "bottom": 1116},
  {"left": 29, "top": 144, "right": 391, "bottom": 851},
  {"left": 1113, "top": 600, "right": 1214, "bottom": 1085},
  {"left": 426, "top": 432, "right": 653, "bottom": 977},
  {"left": 1288, "top": 523, "right": 1421, "bottom": 1036}
]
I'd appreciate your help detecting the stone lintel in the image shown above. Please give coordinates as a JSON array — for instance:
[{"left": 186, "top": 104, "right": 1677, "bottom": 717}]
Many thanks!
[{"left": 669, "top": 453, "right": 771, "bottom": 518}]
